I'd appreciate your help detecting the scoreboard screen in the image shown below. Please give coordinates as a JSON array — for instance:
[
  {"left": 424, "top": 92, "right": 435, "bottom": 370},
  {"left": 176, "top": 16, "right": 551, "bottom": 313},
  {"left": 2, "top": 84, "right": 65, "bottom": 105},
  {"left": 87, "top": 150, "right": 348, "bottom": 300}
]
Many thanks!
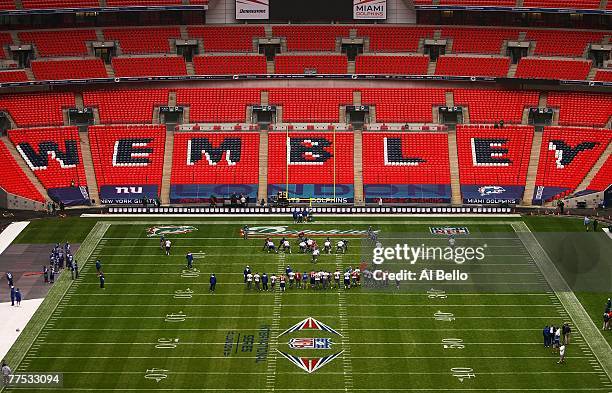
[{"left": 269, "top": 0, "right": 353, "bottom": 21}]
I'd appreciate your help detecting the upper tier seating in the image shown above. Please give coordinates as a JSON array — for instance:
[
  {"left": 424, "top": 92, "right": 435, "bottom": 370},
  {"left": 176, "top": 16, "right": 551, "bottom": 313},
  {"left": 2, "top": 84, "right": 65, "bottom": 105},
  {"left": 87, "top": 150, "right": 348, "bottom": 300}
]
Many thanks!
[
  {"left": 31, "top": 59, "right": 108, "bottom": 80},
  {"left": 188, "top": 26, "right": 265, "bottom": 52},
  {"left": 88, "top": 124, "right": 166, "bottom": 191},
  {"left": 274, "top": 54, "right": 348, "bottom": 74},
  {"left": 362, "top": 132, "right": 451, "bottom": 185},
  {"left": 535, "top": 127, "right": 611, "bottom": 196},
  {"left": 0, "top": 70, "right": 28, "bottom": 82},
  {"left": 193, "top": 55, "right": 267, "bottom": 75},
  {"left": 593, "top": 70, "right": 612, "bottom": 82},
  {"left": 103, "top": 27, "right": 181, "bottom": 54},
  {"left": 106, "top": 0, "right": 180, "bottom": 5},
  {"left": 175, "top": 88, "right": 259, "bottom": 123},
  {"left": 0, "top": 141, "right": 45, "bottom": 202},
  {"left": 522, "top": 0, "right": 600, "bottom": 9},
  {"left": 268, "top": 88, "right": 353, "bottom": 122},
  {"left": 272, "top": 26, "right": 351, "bottom": 51},
  {"left": 355, "top": 26, "right": 435, "bottom": 52},
  {"left": 438, "top": 0, "right": 515, "bottom": 5},
  {"left": 112, "top": 56, "right": 187, "bottom": 77},
  {"left": 587, "top": 154, "right": 612, "bottom": 191},
  {"left": 267, "top": 132, "right": 354, "bottom": 185},
  {"left": 0, "top": 92, "right": 74, "bottom": 127},
  {"left": 18, "top": 30, "right": 97, "bottom": 57},
  {"left": 435, "top": 56, "right": 510, "bottom": 77},
  {"left": 0, "top": 33, "right": 12, "bottom": 58},
  {"left": 355, "top": 55, "right": 429, "bottom": 75},
  {"left": 515, "top": 58, "right": 592, "bottom": 80},
  {"left": 453, "top": 89, "right": 539, "bottom": 124},
  {"left": 171, "top": 132, "right": 260, "bottom": 185},
  {"left": 546, "top": 92, "right": 612, "bottom": 127},
  {"left": 456, "top": 124, "right": 534, "bottom": 186},
  {"left": 0, "top": 0, "right": 16, "bottom": 9},
  {"left": 440, "top": 27, "right": 519, "bottom": 53},
  {"left": 361, "top": 88, "right": 446, "bottom": 123},
  {"left": 525, "top": 29, "right": 604, "bottom": 57},
  {"left": 83, "top": 89, "right": 168, "bottom": 124},
  {"left": 21, "top": 0, "right": 98, "bottom": 9},
  {"left": 8, "top": 126, "right": 87, "bottom": 189}
]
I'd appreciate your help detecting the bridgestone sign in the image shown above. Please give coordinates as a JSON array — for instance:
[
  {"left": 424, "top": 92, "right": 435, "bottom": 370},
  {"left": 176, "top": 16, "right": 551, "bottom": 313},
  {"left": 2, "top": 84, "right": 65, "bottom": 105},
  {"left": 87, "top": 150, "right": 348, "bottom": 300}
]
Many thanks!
[
  {"left": 353, "top": 0, "right": 386, "bottom": 20},
  {"left": 236, "top": 0, "right": 269, "bottom": 20}
]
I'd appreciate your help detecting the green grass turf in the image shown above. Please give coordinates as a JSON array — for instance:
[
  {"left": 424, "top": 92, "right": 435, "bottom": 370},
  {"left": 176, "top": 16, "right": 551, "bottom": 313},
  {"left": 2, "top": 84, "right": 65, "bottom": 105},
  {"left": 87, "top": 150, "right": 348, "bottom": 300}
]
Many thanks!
[{"left": 2, "top": 217, "right": 611, "bottom": 392}]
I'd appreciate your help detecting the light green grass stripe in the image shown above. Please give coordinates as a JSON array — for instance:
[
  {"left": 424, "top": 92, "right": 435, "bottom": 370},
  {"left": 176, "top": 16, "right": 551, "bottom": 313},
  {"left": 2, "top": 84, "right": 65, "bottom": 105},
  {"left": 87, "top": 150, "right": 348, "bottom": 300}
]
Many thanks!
[
  {"left": 1, "top": 222, "right": 109, "bottom": 382},
  {"left": 512, "top": 221, "right": 612, "bottom": 382}
]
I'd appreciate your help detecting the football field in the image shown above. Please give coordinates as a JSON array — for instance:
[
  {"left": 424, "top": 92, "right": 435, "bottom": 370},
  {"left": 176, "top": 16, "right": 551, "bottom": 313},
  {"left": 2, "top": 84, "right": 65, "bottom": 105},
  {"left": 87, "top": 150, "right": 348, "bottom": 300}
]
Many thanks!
[{"left": 2, "top": 217, "right": 612, "bottom": 392}]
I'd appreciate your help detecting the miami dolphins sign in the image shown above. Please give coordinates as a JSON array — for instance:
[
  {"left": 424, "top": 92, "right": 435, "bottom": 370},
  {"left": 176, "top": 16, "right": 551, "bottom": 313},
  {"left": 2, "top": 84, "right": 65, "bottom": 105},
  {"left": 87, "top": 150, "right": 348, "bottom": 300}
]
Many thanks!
[{"left": 147, "top": 225, "right": 198, "bottom": 237}]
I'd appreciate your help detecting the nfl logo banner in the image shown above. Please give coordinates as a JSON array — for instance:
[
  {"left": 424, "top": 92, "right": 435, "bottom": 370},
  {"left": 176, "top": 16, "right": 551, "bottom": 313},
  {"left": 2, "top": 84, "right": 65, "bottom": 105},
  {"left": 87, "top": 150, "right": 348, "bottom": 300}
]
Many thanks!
[
  {"left": 353, "top": 0, "right": 387, "bottom": 20},
  {"left": 288, "top": 338, "right": 333, "bottom": 350},
  {"left": 236, "top": 0, "right": 269, "bottom": 20}
]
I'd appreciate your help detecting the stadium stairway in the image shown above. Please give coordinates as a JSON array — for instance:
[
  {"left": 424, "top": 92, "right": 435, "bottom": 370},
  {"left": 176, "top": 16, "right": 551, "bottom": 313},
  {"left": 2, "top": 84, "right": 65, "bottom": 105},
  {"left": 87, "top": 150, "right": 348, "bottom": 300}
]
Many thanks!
[
  {"left": 575, "top": 138, "right": 612, "bottom": 191},
  {"left": 257, "top": 129, "right": 268, "bottom": 204},
  {"left": 160, "top": 129, "right": 174, "bottom": 205},
  {"left": 353, "top": 128, "right": 364, "bottom": 206},
  {"left": 447, "top": 130, "right": 462, "bottom": 205},
  {"left": 522, "top": 129, "right": 544, "bottom": 205},
  {"left": 1, "top": 136, "right": 48, "bottom": 201},
  {"left": 80, "top": 131, "right": 99, "bottom": 205}
]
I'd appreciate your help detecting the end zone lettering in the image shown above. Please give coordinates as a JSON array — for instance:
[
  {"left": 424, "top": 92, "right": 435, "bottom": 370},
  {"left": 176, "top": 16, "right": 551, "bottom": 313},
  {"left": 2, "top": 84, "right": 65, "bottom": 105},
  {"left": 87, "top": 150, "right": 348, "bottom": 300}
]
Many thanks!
[{"left": 430, "top": 227, "right": 470, "bottom": 235}]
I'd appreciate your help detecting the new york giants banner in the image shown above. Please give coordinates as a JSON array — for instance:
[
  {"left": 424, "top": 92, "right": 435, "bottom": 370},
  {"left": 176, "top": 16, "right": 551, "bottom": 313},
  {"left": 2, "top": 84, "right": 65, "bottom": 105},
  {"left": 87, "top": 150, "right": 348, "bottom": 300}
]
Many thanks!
[
  {"left": 353, "top": 0, "right": 386, "bottom": 19},
  {"left": 100, "top": 185, "right": 159, "bottom": 204},
  {"left": 236, "top": 0, "right": 269, "bottom": 19}
]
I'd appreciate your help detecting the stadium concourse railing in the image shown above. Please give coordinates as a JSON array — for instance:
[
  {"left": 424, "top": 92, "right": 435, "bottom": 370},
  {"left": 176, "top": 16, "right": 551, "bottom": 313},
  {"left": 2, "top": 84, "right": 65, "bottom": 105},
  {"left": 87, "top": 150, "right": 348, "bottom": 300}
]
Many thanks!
[
  {"left": 0, "top": 73, "right": 611, "bottom": 90},
  {"left": 105, "top": 206, "right": 515, "bottom": 215}
]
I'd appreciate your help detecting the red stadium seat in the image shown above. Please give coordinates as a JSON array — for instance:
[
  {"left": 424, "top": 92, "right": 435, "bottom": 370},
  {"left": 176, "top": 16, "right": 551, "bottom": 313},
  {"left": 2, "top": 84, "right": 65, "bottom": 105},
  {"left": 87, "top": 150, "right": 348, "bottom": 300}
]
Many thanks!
[
  {"left": 0, "top": 70, "right": 28, "bottom": 82},
  {"left": 18, "top": 30, "right": 97, "bottom": 57},
  {"left": 83, "top": 89, "right": 168, "bottom": 124},
  {"left": 88, "top": 124, "right": 166, "bottom": 192},
  {"left": 0, "top": 141, "right": 45, "bottom": 202},
  {"left": 193, "top": 55, "right": 267, "bottom": 75},
  {"left": 593, "top": 70, "right": 612, "bottom": 82},
  {"left": 587, "top": 154, "right": 612, "bottom": 191},
  {"left": 441, "top": 27, "right": 520, "bottom": 54},
  {"left": 361, "top": 88, "right": 446, "bottom": 123},
  {"left": 525, "top": 29, "right": 605, "bottom": 57},
  {"left": 456, "top": 124, "right": 534, "bottom": 186},
  {"left": 274, "top": 54, "right": 348, "bottom": 74},
  {"left": 435, "top": 56, "right": 510, "bottom": 77},
  {"left": 515, "top": 58, "right": 592, "bottom": 80},
  {"left": 439, "top": 0, "right": 515, "bottom": 5},
  {"left": 535, "top": 127, "right": 611, "bottom": 199},
  {"left": 106, "top": 0, "right": 180, "bottom": 5},
  {"left": 547, "top": 92, "right": 612, "bottom": 127},
  {"left": 8, "top": 126, "right": 87, "bottom": 189},
  {"left": 21, "top": 0, "right": 98, "bottom": 8},
  {"left": 175, "top": 88, "right": 259, "bottom": 123},
  {"left": 268, "top": 88, "right": 353, "bottom": 122},
  {"left": 31, "top": 59, "right": 108, "bottom": 80},
  {"left": 112, "top": 56, "right": 187, "bottom": 77},
  {"left": 0, "top": 0, "right": 15, "bottom": 9},
  {"left": 356, "top": 26, "right": 435, "bottom": 52},
  {"left": 103, "top": 27, "right": 181, "bottom": 54},
  {"left": 453, "top": 89, "right": 539, "bottom": 124},
  {"left": 0, "top": 33, "right": 13, "bottom": 58},
  {"left": 355, "top": 55, "right": 429, "bottom": 75},
  {"left": 188, "top": 26, "right": 264, "bottom": 52},
  {"left": 272, "top": 26, "right": 351, "bottom": 51},
  {"left": 522, "top": 0, "right": 600, "bottom": 9},
  {"left": 0, "top": 92, "right": 74, "bottom": 127}
]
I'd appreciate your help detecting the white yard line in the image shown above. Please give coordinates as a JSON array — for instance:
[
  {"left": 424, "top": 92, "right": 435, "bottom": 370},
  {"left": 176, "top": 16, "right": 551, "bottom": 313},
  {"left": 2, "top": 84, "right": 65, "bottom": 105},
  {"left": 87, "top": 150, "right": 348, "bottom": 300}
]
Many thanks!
[
  {"left": 512, "top": 222, "right": 612, "bottom": 383},
  {"left": 8, "top": 388, "right": 608, "bottom": 392},
  {"left": 265, "top": 251, "right": 285, "bottom": 392},
  {"left": 0, "top": 221, "right": 29, "bottom": 255}
]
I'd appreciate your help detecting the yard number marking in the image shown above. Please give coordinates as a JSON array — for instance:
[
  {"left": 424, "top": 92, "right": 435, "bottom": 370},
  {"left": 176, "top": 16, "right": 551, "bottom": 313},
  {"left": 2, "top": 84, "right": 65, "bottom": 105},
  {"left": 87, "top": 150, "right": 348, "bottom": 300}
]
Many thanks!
[{"left": 451, "top": 367, "right": 475, "bottom": 382}]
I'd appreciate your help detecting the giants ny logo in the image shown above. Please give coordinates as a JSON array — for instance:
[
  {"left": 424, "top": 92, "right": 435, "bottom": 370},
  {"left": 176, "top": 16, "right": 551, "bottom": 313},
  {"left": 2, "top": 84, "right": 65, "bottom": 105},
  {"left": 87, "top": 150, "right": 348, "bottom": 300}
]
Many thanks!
[{"left": 277, "top": 317, "right": 343, "bottom": 373}]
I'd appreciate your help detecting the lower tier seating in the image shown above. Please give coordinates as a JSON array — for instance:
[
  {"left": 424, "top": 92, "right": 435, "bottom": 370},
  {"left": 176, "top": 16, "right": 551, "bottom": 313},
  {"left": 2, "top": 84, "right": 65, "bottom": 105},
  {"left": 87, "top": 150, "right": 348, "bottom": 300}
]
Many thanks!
[
  {"left": 8, "top": 126, "right": 87, "bottom": 189},
  {"left": 0, "top": 140, "right": 45, "bottom": 202}
]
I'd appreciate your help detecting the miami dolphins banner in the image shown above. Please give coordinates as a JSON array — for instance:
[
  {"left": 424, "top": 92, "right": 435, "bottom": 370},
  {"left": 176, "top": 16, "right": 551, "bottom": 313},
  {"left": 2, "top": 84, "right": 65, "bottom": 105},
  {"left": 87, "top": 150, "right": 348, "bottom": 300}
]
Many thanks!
[{"left": 353, "top": 0, "right": 386, "bottom": 19}]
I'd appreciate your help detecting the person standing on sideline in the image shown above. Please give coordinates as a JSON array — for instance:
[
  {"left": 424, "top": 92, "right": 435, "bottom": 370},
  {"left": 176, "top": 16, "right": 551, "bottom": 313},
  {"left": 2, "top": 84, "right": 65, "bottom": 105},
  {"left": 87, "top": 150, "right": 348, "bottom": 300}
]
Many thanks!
[
  {"left": 593, "top": 218, "right": 599, "bottom": 232},
  {"left": 563, "top": 323, "right": 571, "bottom": 345},
  {"left": 557, "top": 344, "right": 566, "bottom": 364},
  {"left": 6, "top": 272, "right": 13, "bottom": 287},
  {"left": 209, "top": 274, "right": 216, "bottom": 293},
  {"left": 604, "top": 312, "right": 610, "bottom": 330},
  {"left": 378, "top": 197, "right": 383, "bottom": 208},
  {"left": 95, "top": 260, "right": 102, "bottom": 273},
  {"left": 159, "top": 235, "right": 165, "bottom": 250},
  {"left": 15, "top": 289, "right": 21, "bottom": 306},
  {"left": 584, "top": 216, "right": 591, "bottom": 231},
  {"left": 186, "top": 252, "right": 193, "bottom": 269},
  {"left": 606, "top": 298, "right": 611, "bottom": 313},
  {"left": 2, "top": 361, "right": 11, "bottom": 386},
  {"left": 49, "top": 266, "right": 55, "bottom": 284},
  {"left": 99, "top": 271, "right": 105, "bottom": 289},
  {"left": 10, "top": 286, "right": 15, "bottom": 306},
  {"left": 43, "top": 266, "right": 49, "bottom": 284},
  {"left": 73, "top": 261, "right": 79, "bottom": 279},
  {"left": 243, "top": 225, "right": 249, "bottom": 240}
]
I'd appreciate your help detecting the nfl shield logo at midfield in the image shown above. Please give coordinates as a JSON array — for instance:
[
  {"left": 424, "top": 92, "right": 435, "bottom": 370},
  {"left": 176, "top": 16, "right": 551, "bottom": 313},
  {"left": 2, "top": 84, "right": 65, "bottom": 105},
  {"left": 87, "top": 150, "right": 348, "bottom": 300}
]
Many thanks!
[
  {"left": 277, "top": 317, "right": 343, "bottom": 373},
  {"left": 146, "top": 225, "right": 198, "bottom": 237}
]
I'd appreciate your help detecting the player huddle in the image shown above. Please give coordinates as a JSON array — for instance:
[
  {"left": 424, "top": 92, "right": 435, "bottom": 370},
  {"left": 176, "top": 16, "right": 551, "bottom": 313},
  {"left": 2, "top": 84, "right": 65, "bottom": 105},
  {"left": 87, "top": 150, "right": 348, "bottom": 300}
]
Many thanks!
[
  {"left": 262, "top": 233, "right": 349, "bottom": 262},
  {"left": 243, "top": 265, "right": 360, "bottom": 291}
]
